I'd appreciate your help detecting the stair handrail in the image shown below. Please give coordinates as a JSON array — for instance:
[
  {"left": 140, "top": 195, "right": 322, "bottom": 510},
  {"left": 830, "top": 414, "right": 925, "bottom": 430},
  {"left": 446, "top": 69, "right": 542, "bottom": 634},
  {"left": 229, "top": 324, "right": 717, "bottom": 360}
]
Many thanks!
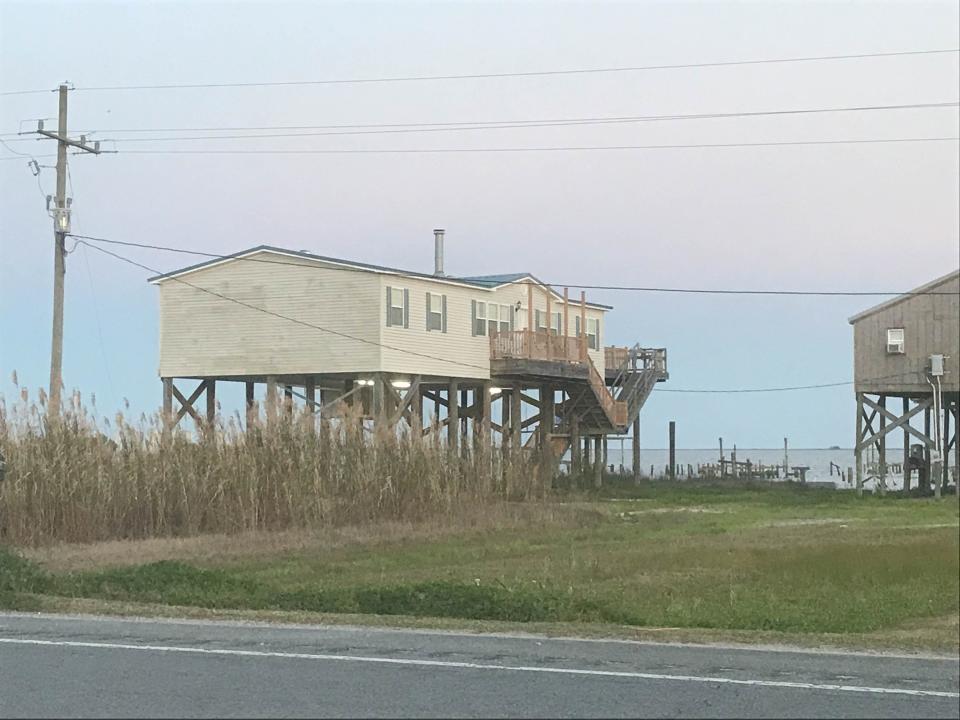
[{"left": 585, "top": 352, "right": 628, "bottom": 429}]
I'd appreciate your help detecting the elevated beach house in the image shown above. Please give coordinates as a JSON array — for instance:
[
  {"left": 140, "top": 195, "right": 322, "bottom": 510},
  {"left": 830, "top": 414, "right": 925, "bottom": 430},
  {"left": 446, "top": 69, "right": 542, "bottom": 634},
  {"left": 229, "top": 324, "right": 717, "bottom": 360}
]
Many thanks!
[
  {"left": 151, "top": 230, "right": 668, "bottom": 477},
  {"left": 849, "top": 269, "right": 959, "bottom": 495}
]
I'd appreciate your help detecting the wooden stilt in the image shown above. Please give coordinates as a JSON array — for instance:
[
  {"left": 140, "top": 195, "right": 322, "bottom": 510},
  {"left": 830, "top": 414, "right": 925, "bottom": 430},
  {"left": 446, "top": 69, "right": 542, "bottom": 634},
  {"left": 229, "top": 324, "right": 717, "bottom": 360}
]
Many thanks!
[
  {"left": 923, "top": 404, "right": 932, "bottom": 494},
  {"left": 460, "top": 388, "right": 469, "bottom": 452},
  {"left": 855, "top": 392, "right": 864, "bottom": 497},
  {"left": 540, "top": 385, "right": 555, "bottom": 482},
  {"left": 511, "top": 382, "right": 522, "bottom": 449},
  {"left": 593, "top": 436, "right": 602, "bottom": 488},
  {"left": 481, "top": 382, "right": 492, "bottom": 449},
  {"left": 304, "top": 376, "right": 315, "bottom": 413},
  {"left": 245, "top": 381, "right": 256, "bottom": 429},
  {"left": 448, "top": 379, "right": 459, "bottom": 453},
  {"left": 668, "top": 420, "right": 676, "bottom": 480},
  {"left": 205, "top": 379, "right": 216, "bottom": 429},
  {"left": 162, "top": 377, "right": 173, "bottom": 432},
  {"left": 410, "top": 380, "right": 422, "bottom": 436},
  {"left": 878, "top": 395, "right": 887, "bottom": 495},
  {"left": 570, "top": 416, "right": 581, "bottom": 475},
  {"left": 265, "top": 376, "right": 278, "bottom": 425},
  {"left": 942, "top": 402, "right": 951, "bottom": 493},
  {"left": 632, "top": 416, "right": 641, "bottom": 483},
  {"left": 903, "top": 397, "right": 911, "bottom": 493}
]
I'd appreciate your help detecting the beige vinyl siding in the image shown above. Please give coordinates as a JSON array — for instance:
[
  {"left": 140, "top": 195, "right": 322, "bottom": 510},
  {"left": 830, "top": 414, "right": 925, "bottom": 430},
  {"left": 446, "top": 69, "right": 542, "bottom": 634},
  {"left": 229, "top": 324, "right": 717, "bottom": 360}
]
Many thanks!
[
  {"left": 157, "top": 252, "right": 380, "bottom": 377},
  {"left": 379, "top": 276, "right": 491, "bottom": 379},
  {"left": 852, "top": 273, "right": 959, "bottom": 394}
]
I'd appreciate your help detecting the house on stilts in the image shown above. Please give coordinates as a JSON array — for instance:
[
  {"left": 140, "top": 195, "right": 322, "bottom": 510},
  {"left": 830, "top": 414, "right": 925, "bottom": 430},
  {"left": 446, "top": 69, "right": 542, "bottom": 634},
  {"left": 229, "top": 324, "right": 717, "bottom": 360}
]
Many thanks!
[
  {"left": 849, "top": 268, "right": 959, "bottom": 496},
  {"left": 150, "top": 230, "right": 668, "bottom": 481}
]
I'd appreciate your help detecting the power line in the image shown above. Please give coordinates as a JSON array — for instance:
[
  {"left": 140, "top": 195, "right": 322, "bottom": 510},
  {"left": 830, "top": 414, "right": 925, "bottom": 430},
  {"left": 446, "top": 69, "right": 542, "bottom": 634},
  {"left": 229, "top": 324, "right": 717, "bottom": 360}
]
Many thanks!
[
  {"left": 3, "top": 101, "right": 951, "bottom": 144},
  {"left": 653, "top": 371, "right": 925, "bottom": 393},
  {"left": 112, "top": 137, "right": 960, "bottom": 155},
  {"left": 4, "top": 136, "right": 957, "bottom": 161},
  {"left": 77, "top": 240, "right": 937, "bottom": 396},
  {"left": 656, "top": 380, "right": 854, "bottom": 393},
  {"left": 69, "top": 233, "right": 960, "bottom": 297},
  {"left": 3, "top": 48, "right": 955, "bottom": 96}
]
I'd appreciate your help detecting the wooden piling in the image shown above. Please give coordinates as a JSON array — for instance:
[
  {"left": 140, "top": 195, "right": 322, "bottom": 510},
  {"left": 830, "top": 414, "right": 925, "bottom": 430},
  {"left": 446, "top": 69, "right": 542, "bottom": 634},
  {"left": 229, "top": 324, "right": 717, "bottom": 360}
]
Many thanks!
[
  {"left": 632, "top": 416, "right": 641, "bottom": 483},
  {"left": 668, "top": 421, "right": 676, "bottom": 479}
]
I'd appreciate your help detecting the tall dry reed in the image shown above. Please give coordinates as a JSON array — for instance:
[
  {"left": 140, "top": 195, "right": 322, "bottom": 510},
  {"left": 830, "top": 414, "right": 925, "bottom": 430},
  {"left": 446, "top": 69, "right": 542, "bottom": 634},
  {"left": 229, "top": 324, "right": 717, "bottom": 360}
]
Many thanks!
[{"left": 0, "top": 384, "right": 542, "bottom": 547}]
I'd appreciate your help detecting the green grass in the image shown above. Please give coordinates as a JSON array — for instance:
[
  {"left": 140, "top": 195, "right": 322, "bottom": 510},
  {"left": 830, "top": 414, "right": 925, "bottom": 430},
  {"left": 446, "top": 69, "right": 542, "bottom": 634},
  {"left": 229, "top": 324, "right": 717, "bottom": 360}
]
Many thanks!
[{"left": 3, "top": 483, "right": 958, "bottom": 645}]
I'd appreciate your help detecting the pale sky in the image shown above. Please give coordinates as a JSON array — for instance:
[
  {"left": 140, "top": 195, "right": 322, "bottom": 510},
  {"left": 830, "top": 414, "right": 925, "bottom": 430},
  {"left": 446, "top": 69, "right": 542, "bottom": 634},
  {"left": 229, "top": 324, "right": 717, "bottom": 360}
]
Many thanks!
[{"left": 1, "top": 0, "right": 958, "bottom": 447}]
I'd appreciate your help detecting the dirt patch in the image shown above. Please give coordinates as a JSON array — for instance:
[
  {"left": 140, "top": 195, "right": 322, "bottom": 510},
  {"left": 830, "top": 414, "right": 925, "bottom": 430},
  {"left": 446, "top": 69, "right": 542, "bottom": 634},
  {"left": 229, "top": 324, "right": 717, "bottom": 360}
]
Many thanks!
[
  {"left": 23, "top": 503, "right": 598, "bottom": 572},
  {"left": 764, "top": 518, "right": 854, "bottom": 528}
]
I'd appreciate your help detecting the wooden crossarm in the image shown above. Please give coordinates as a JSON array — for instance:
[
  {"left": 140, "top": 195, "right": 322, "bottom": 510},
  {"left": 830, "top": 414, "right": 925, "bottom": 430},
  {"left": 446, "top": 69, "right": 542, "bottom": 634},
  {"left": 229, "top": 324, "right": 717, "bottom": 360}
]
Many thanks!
[{"left": 857, "top": 396, "right": 934, "bottom": 450}]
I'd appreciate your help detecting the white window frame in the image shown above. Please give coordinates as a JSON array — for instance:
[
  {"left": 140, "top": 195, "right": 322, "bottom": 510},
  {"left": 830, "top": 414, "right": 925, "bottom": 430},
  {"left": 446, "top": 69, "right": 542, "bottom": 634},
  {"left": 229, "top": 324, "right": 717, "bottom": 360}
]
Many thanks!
[
  {"left": 427, "top": 292, "right": 445, "bottom": 332},
  {"left": 498, "top": 304, "right": 511, "bottom": 333},
  {"left": 535, "top": 309, "right": 549, "bottom": 332},
  {"left": 387, "top": 287, "right": 406, "bottom": 328},
  {"left": 475, "top": 300, "right": 487, "bottom": 336},
  {"left": 586, "top": 318, "right": 599, "bottom": 350},
  {"left": 486, "top": 302, "right": 498, "bottom": 336},
  {"left": 886, "top": 328, "right": 905, "bottom": 354}
]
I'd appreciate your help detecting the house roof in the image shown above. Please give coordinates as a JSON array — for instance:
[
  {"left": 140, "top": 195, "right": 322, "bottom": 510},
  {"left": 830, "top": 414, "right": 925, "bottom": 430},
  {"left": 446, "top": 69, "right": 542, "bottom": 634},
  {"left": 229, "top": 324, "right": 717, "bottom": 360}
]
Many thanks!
[
  {"left": 147, "top": 245, "right": 614, "bottom": 309},
  {"left": 847, "top": 269, "right": 960, "bottom": 324},
  {"left": 460, "top": 273, "right": 530, "bottom": 288}
]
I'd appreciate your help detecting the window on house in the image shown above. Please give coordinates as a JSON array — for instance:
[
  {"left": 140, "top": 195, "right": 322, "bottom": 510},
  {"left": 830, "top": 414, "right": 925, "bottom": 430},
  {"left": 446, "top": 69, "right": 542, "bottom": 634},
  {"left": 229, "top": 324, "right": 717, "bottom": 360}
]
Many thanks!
[
  {"left": 552, "top": 311, "right": 562, "bottom": 335},
  {"left": 427, "top": 292, "right": 446, "bottom": 332},
  {"left": 535, "top": 309, "right": 549, "bottom": 332},
  {"left": 587, "top": 318, "right": 599, "bottom": 350},
  {"left": 887, "top": 328, "right": 905, "bottom": 354},
  {"left": 474, "top": 301, "right": 487, "bottom": 336},
  {"left": 501, "top": 305, "right": 512, "bottom": 332},
  {"left": 385, "top": 286, "right": 408, "bottom": 328}
]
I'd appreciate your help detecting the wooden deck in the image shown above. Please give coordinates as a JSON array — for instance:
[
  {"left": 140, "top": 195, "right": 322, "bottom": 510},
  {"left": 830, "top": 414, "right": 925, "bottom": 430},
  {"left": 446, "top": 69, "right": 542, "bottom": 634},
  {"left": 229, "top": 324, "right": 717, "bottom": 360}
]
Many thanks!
[
  {"left": 489, "top": 329, "right": 585, "bottom": 364},
  {"left": 490, "top": 329, "right": 628, "bottom": 429}
]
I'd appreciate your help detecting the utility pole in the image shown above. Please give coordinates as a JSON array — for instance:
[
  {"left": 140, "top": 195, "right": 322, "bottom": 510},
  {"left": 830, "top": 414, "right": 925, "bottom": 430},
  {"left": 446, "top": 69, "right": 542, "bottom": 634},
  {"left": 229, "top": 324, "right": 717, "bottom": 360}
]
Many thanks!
[{"left": 33, "top": 84, "right": 100, "bottom": 417}]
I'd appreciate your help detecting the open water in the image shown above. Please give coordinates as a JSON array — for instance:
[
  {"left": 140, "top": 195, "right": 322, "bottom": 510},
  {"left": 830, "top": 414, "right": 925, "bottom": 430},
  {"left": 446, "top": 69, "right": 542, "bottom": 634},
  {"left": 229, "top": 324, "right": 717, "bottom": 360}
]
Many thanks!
[{"left": 601, "top": 446, "right": 957, "bottom": 490}]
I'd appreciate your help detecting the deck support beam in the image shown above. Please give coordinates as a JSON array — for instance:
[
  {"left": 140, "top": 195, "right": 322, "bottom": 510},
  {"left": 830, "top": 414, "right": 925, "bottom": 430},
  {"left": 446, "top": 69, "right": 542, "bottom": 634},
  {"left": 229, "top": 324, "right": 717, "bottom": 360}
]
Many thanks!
[
  {"left": 448, "top": 379, "right": 459, "bottom": 453},
  {"left": 632, "top": 415, "right": 641, "bottom": 483},
  {"left": 511, "top": 383, "right": 522, "bottom": 450},
  {"left": 593, "top": 436, "right": 602, "bottom": 488}
]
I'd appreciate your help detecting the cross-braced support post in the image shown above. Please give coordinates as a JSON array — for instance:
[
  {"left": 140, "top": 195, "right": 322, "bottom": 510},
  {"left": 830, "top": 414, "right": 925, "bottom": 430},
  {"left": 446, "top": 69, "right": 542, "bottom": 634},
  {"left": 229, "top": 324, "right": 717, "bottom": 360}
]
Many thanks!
[{"left": 160, "top": 377, "right": 216, "bottom": 433}]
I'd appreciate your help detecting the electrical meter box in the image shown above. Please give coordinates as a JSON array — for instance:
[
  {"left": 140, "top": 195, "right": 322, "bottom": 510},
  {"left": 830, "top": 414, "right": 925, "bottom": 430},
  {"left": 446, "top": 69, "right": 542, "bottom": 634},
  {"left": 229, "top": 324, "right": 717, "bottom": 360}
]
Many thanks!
[{"left": 929, "top": 354, "right": 945, "bottom": 376}]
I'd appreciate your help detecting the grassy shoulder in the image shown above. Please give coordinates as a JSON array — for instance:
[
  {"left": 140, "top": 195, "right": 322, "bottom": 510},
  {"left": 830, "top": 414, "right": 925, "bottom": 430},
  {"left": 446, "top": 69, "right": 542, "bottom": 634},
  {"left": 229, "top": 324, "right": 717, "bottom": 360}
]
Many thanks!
[{"left": 4, "top": 483, "right": 958, "bottom": 653}]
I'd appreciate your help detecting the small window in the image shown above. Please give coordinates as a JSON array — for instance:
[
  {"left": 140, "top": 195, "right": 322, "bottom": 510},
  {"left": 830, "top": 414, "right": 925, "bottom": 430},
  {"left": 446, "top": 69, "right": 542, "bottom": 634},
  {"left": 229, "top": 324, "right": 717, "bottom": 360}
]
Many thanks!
[
  {"left": 474, "top": 301, "right": 487, "bottom": 336},
  {"left": 587, "top": 318, "right": 599, "bottom": 350},
  {"left": 487, "top": 303, "right": 499, "bottom": 336},
  {"left": 552, "top": 311, "right": 562, "bottom": 335},
  {"left": 535, "top": 309, "right": 549, "bottom": 332},
  {"left": 500, "top": 304, "right": 512, "bottom": 333},
  {"left": 427, "top": 292, "right": 446, "bottom": 332},
  {"left": 887, "top": 328, "right": 905, "bottom": 354},
  {"left": 386, "top": 286, "right": 408, "bottom": 328}
]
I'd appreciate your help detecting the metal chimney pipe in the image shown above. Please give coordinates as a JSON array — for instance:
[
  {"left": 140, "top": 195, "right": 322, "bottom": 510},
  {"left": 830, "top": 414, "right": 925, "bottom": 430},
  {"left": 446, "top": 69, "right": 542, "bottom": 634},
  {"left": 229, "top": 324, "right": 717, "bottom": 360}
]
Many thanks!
[{"left": 433, "top": 228, "right": 445, "bottom": 276}]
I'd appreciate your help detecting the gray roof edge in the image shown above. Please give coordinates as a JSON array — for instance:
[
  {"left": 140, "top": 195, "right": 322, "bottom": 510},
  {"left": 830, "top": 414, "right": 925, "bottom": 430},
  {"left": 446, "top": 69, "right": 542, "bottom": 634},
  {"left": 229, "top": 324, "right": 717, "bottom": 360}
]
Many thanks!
[
  {"left": 147, "top": 245, "right": 493, "bottom": 289},
  {"left": 847, "top": 268, "right": 960, "bottom": 324},
  {"left": 147, "top": 246, "right": 614, "bottom": 309}
]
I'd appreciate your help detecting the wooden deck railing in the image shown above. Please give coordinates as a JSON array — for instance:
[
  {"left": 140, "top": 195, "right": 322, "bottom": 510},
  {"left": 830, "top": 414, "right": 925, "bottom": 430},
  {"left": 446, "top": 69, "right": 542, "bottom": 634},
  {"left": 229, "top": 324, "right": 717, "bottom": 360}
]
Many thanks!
[
  {"left": 605, "top": 346, "right": 629, "bottom": 371},
  {"left": 489, "top": 329, "right": 584, "bottom": 364},
  {"left": 605, "top": 345, "right": 668, "bottom": 374},
  {"left": 491, "top": 329, "right": 628, "bottom": 429}
]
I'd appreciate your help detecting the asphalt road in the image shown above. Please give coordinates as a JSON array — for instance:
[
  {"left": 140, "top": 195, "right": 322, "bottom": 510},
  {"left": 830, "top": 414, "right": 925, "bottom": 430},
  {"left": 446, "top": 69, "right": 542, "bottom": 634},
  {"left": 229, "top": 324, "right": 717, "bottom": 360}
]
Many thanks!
[{"left": 0, "top": 613, "right": 957, "bottom": 718}]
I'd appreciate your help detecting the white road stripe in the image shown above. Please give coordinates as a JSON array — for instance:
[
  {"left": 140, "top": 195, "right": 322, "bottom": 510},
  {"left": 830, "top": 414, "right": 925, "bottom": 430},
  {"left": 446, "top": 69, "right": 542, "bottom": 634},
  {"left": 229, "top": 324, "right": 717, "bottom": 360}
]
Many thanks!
[{"left": 1, "top": 637, "right": 957, "bottom": 699}]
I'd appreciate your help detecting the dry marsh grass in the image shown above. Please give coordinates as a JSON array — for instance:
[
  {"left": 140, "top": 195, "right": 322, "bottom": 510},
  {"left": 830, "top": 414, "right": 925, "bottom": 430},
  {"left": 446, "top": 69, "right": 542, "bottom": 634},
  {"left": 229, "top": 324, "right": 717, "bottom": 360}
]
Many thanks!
[{"left": 0, "top": 384, "right": 544, "bottom": 547}]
